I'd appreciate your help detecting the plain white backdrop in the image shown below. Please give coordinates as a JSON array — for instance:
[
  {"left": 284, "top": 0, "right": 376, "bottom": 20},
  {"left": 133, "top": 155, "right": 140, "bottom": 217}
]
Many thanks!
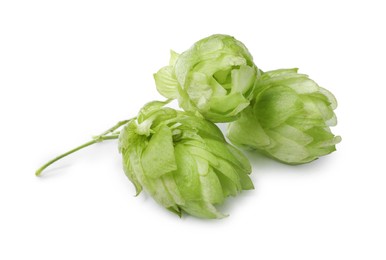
[{"left": 1, "top": 0, "right": 385, "bottom": 259}]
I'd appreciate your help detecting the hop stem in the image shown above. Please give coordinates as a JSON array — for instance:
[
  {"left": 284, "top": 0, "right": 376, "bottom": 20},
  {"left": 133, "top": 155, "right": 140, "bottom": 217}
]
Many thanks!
[
  {"left": 35, "top": 135, "right": 118, "bottom": 176},
  {"left": 35, "top": 119, "right": 132, "bottom": 176},
  {"left": 93, "top": 120, "right": 131, "bottom": 140}
]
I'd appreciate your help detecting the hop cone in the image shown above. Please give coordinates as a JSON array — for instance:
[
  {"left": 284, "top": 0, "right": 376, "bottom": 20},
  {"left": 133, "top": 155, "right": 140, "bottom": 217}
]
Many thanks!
[
  {"left": 154, "top": 34, "right": 260, "bottom": 122},
  {"left": 227, "top": 69, "right": 341, "bottom": 164},
  {"left": 118, "top": 101, "right": 253, "bottom": 218}
]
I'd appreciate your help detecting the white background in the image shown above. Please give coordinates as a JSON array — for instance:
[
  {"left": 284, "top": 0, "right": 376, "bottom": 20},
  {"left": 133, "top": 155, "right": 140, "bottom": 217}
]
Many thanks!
[{"left": 1, "top": 0, "right": 385, "bottom": 259}]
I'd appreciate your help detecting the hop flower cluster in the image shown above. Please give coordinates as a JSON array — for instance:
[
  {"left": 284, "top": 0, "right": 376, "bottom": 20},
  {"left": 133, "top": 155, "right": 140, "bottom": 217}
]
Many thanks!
[
  {"left": 37, "top": 34, "right": 340, "bottom": 219},
  {"left": 155, "top": 35, "right": 340, "bottom": 165},
  {"left": 120, "top": 34, "right": 340, "bottom": 218}
]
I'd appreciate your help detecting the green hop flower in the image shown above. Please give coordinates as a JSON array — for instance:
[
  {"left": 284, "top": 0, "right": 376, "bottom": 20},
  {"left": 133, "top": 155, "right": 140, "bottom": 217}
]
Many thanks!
[
  {"left": 118, "top": 101, "right": 253, "bottom": 218},
  {"left": 227, "top": 69, "right": 341, "bottom": 164},
  {"left": 154, "top": 34, "right": 260, "bottom": 122}
]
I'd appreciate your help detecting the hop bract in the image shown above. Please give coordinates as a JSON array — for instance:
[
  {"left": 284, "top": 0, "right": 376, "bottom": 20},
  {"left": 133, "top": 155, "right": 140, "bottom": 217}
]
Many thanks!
[
  {"left": 227, "top": 69, "right": 341, "bottom": 164},
  {"left": 154, "top": 34, "right": 260, "bottom": 122},
  {"left": 118, "top": 101, "right": 253, "bottom": 218}
]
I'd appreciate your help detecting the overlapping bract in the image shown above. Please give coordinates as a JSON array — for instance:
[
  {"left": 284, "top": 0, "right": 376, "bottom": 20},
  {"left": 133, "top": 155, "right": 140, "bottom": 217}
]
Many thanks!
[
  {"left": 227, "top": 69, "right": 341, "bottom": 164},
  {"left": 118, "top": 101, "right": 253, "bottom": 218},
  {"left": 154, "top": 34, "right": 260, "bottom": 122}
]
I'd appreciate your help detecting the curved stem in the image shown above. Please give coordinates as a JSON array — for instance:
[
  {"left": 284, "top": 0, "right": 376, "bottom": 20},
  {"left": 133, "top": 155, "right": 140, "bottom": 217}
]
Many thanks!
[
  {"left": 36, "top": 118, "right": 134, "bottom": 176},
  {"left": 36, "top": 135, "right": 119, "bottom": 176}
]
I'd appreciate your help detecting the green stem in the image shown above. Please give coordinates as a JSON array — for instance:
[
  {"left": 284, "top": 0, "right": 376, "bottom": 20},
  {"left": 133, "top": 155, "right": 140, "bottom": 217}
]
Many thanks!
[
  {"left": 35, "top": 135, "right": 119, "bottom": 176},
  {"left": 93, "top": 120, "right": 131, "bottom": 140},
  {"left": 36, "top": 119, "right": 133, "bottom": 176}
]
